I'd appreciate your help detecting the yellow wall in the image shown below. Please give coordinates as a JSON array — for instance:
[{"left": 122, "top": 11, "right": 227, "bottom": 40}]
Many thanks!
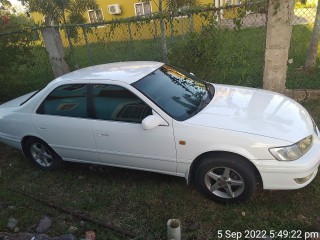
[
  {"left": 32, "top": 1, "right": 161, "bottom": 23},
  {"left": 32, "top": 12, "right": 44, "bottom": 24},
  {"left": 31, "top": 0, "right": 242, "bottom": 24},
  {"left": 94, "top": 0, "right": 159, "bottom": 21}
]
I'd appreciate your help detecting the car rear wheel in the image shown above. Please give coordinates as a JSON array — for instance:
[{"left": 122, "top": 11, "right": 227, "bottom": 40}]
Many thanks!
[
  {"left": 195, "top": 154, "right": 257, "bottom": 203},
  {"left": 24, "top": 138, "right": 62, "bottom": 170}
]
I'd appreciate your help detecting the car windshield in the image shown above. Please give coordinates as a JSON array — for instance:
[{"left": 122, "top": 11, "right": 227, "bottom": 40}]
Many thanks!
[{"left": 133, "top": 65, "right": 214, "bottom": 121}]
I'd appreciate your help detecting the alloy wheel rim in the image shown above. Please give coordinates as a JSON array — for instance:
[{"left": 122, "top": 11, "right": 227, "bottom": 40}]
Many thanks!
[
  {"left": 30, "top": 143, "right": 53, "bottom": 167},
  {"left": 204, "top": 167, "right": 245, "bottom": 199}
]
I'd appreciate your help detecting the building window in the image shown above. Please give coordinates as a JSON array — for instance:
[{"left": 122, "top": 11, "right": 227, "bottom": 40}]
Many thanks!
[
  {"left": 134, "top": 2, "right": 152, "bottom": 16},
  {"left": 88, "top": 9, "right": 104, "bottom": 23}
]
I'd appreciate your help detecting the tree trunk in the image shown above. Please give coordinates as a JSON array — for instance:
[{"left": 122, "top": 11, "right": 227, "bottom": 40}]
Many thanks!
[
  {"left": 263, "top": 0, "right": 294, "bottom": 92},
  {"left": 304, "top": 0, "right": 320, "bottom": 70}
]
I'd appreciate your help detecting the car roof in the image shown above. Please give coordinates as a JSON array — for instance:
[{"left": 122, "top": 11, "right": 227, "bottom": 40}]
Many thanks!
[{"left": 52, "top": 61, "right": 164, "bottom": 85}]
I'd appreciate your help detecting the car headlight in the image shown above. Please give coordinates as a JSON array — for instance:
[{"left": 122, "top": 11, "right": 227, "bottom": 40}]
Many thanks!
[{"left": 269, "top": 135, "right": 313, "bottom": 161}]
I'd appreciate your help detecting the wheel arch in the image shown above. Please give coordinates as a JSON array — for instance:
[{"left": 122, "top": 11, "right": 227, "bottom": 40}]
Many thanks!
[
  {"left": 21, "top": 135, "right": 63, "bottom": 170},
  {"left": 21, "top": 135, "right": 46, "bottom": 156},
  {"left": 187, "top": 151, "right": 262, "bottom": 185}
]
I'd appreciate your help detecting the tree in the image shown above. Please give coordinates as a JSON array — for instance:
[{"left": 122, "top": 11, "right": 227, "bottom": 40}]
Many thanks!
[
  {"left": 0, "top": 11, "right": 34, "bottom": 67},
  {"left": 164, "top": 0, "right": 199, "bottom": 10},
  {"left": 304, "top": 0, "right": 320, "bottom": 70},
  {"left": 20, "top": 0, "right": 98, "bottom": 25},
  {"left": 0, "top": 1, "right": 36, "bottom": 102},
  {"left": 153, "top": 0, "right": 200, "bottom": 63},
  {"left": 0, "top": 0, "right": 11, "bottom": 11},
  {"left": 152, "top": 0, "right": 200, "bottom": 12}
]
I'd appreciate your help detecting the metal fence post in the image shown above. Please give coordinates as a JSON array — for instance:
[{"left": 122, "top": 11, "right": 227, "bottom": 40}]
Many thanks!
[
  {"left": 82, "top": 25, "right": 94, "bottom": 65},
  {"left": 160, "top": 18, "right": 169, "bottom": 64},
  {"left": 153, "top": 20, "right": 158, "bottom": 39},
  {"left": 65, "top": 27, "right": 79, "bottom": 69},
  {"left": 127, "top": 22, "right": 136, "bottom": 60},
  {"left": 189, "top": 14, "right": 194, "bottom": 33}
]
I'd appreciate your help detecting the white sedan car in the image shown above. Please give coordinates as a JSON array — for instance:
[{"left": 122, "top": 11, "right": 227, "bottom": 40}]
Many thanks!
[{"left": 0, "top": 61, "right": 319, "bottom": 203}]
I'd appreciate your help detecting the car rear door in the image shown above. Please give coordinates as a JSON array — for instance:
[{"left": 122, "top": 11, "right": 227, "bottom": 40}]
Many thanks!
[{"left": 32, "top": 84, "right": 99, "bottom": 163}]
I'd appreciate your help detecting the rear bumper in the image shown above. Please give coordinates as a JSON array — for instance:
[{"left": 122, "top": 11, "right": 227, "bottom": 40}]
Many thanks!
[
  {"left": 0, "top": 132, "right": 21, "bottom": 149},
  {"left": 253, "top": 134, "right": 320, "bottom": 190}
]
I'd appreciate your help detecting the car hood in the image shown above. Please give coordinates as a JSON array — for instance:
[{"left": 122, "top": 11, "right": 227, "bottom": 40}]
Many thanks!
[{"left": 186, "top": 84, "right": 314, "bottom": 143}]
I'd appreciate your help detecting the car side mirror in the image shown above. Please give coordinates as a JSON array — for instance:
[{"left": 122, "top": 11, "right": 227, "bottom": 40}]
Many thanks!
[{"left": 142, "top": 115, "right": 163, "bottom": 130}]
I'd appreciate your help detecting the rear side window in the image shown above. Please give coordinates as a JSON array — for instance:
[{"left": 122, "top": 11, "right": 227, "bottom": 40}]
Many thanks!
[
  {"left": 37, "top": 84, "right": 88, "bottom": 118},
  {"left": 93, "top": 84, "right": 152, "bottom": 123}
]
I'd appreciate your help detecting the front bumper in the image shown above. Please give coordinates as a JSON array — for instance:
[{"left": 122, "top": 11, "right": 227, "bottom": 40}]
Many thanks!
[{"left": 253, "top": 134, "right": 320, "bottom": 190}]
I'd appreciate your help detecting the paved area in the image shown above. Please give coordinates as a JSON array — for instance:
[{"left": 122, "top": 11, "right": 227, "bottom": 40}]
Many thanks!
[{"left": 217, "top": 8, "right": 317, "bottom": 29}]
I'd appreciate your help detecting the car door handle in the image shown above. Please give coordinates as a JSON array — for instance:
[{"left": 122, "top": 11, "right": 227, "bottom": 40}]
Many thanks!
[
  {"left": 97, "top": 133, "right": 109, "bottom": 137},
  {"left": 38, "top": 127, "right": 46, "bottom": 130}
]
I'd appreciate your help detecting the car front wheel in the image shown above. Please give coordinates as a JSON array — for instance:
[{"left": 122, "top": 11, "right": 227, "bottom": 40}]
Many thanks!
[
  {"left": 195, "top": 154, "right": 257, "bottom": 203},
  {"left": 24, "top": 138, "right": 62, "bottom": 170}
]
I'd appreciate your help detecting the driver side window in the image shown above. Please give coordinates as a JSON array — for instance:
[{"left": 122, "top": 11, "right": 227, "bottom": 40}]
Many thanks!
[{"left": 92, "top": 84, "right": 152, "bottom": 123}]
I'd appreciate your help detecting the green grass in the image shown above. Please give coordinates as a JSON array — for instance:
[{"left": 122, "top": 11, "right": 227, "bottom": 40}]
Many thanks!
[
  {"left": 287, "top": 24, "right": 320, "bottom": 89},
  {"left": 0, "top": 101, "right": 320, "bottom": 239}
]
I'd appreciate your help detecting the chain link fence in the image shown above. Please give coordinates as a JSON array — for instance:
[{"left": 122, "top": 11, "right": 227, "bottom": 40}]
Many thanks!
[
  {"left": 57, "top": 1, "right": 268, "bottom": 88},
  {"left": 288, "top": 5, "right": 320, "bottom": 90},
  {"left": 0, "top": 1, "right": 319, "bottom": 103}
]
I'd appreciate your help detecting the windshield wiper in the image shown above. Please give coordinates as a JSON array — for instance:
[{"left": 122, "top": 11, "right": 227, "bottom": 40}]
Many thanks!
[
  {"left": 204, "top": 81, "right": 215, "bottom": 99},
  {"left": 195, "top": 92, "right": 210, "bottom": 114},
  {"left": 194, "top": 82, "right": 215, "bottom": 114}
]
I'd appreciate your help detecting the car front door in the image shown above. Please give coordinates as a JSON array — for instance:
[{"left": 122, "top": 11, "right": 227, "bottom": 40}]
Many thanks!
[
  {"left": 32, "top": 84, "right": 99, "bottom": 163},
  {"left": 91, "top": 84, "right": 177, "bottom": 174}
]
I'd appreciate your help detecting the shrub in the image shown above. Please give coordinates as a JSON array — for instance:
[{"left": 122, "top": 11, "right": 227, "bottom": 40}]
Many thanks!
[{"left": 168, "top": 23, "right": 218, "bottom": 81}]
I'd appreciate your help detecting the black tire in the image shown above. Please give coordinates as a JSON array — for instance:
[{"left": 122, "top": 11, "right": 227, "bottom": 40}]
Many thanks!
[
  {"left": 194, "top": 154, "right": 257, "bottom": 204},
  {"left": 24, "top": 138, "right": 62, "bottom": 171}
]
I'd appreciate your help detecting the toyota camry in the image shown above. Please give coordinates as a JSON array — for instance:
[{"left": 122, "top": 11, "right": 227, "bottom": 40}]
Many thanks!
[{"left": 0, "top": 61, "right": 319, "bottom": 203}]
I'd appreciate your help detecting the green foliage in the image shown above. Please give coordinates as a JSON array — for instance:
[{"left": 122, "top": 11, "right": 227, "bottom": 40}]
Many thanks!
[
  {"left": 0, "top": 11, "right": 47, "bottom": 102},
  {"left": 168, "top": 24, "right": 218, "bottom": 80},
  {"left": 169, "top": 23, "right": 266, "bottom": 87},
  {"left": 0, "top": 12, "right": 35, "bottom": 71},
  {"left": 164, "top": 0, "right": 200, "bottom": 11},
  {"left": 23, "top": 0, "right": 98, "bottom": 25},
  {"left": 0, "top": 0, "right": 12, "bottom": 10},
  {"left": 245, "top": 0, "right": 267, "bottom": 13},
  {"left": 67, "top": 12, "right": 85, "bottom": 24}
]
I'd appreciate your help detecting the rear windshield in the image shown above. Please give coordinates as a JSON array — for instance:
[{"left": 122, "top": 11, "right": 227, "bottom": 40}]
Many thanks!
[{"left": 20, "top": 90, "right": 41, "bottom": 106}]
